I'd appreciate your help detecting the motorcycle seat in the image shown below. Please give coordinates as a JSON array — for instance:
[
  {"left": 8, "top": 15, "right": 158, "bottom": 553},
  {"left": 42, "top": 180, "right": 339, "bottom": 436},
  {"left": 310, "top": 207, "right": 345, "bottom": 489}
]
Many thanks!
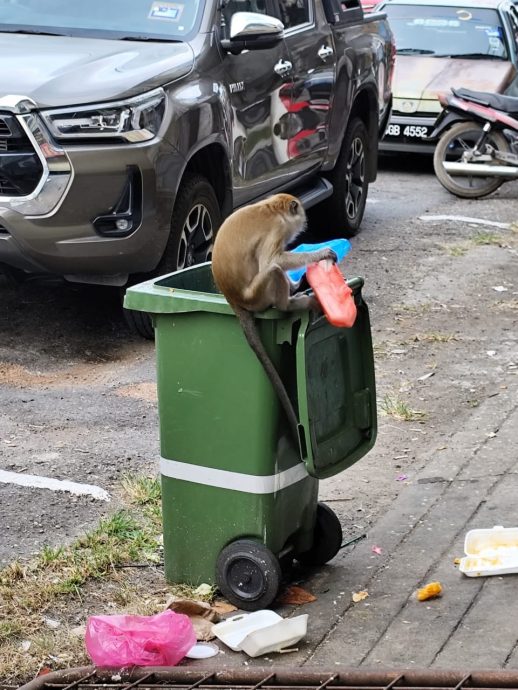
[{"left": 453, "top": 87, "right": 518, "bottom": 118}]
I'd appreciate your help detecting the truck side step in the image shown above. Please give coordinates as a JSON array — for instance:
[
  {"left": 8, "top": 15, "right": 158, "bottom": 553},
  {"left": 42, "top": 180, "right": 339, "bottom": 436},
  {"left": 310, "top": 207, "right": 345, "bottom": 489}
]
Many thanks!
[{"left": 294, "top": 177, "right": 334, "bottom": 209}]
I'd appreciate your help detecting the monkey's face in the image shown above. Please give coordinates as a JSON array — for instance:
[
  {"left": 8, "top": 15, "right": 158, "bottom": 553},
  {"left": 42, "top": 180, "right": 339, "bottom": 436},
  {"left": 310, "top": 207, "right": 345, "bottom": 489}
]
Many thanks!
[{"left": 285, "top": 197, "right": 306, "bottom": 242}]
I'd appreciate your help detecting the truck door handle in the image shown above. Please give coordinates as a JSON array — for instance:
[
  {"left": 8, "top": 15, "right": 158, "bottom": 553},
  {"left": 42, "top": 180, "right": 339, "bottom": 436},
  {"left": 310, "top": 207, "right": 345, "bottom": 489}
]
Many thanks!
[
  {"left": 318, "top": 45, "right": 334, "bottom": 61},
  {"left": 274, "top": 59, "right": 293, "bottom": 77}
]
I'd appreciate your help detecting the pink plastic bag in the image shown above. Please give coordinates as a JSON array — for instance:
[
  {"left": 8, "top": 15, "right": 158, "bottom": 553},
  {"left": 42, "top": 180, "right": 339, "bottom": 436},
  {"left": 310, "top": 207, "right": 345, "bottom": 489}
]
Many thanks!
[{"left": 85, "top": 610, "right": 196, "bottom": 667}]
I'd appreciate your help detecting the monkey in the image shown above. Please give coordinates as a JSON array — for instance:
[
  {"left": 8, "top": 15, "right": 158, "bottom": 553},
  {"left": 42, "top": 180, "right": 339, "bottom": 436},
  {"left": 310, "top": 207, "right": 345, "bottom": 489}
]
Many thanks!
[{"left": 211, "top": 193, "right": 337, "bottom": 445}]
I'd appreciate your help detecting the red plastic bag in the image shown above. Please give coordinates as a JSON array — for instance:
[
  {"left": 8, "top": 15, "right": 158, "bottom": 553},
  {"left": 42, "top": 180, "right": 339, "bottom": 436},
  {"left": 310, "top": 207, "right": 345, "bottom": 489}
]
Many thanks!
[{"left": 85, "top": 610, "right": 196, "bottom": 667}]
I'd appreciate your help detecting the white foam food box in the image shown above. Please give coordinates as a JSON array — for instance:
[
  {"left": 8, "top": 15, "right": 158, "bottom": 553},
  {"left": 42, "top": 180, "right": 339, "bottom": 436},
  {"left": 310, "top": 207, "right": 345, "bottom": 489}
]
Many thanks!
[
  {"left": 459, "top": 526, "right": 518, "bottom": 577},
  {"left": 211, "top": 610, "right": 308, "bottom": 657}
]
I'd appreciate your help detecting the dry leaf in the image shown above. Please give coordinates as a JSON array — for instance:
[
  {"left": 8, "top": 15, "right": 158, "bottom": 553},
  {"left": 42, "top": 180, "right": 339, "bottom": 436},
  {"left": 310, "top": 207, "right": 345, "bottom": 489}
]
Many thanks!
[
  {"left": 277, "top": 585, "right": 317, "bottom": 605},
  {"left": 454, "top": 558, "right": 461, "bottom": 566},
  {"left": 212, "top": 600, "right": 238, "bottom": 615},
  {"left": 165, "top": 596, "right": 220, "bottom": 641},
  {"left": 352, "top": 590, "right": 369, "bottom": 603}
]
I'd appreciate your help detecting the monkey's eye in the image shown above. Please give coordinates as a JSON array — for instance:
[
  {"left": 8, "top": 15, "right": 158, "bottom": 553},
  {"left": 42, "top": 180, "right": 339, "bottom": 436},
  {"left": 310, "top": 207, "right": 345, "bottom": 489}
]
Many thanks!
[{"left": 290, "top": 200, "right": 299, "bottom": 215}]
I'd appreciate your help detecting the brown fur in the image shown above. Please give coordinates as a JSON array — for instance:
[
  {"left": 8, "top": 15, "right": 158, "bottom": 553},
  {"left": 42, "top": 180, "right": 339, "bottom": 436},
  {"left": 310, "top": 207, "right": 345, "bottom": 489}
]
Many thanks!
[
  {"left": 211, "top": 193, "right": 336, "bottom": 444},
  {"left": 212, "top": 193, "right": 335, "bottom": 313}
]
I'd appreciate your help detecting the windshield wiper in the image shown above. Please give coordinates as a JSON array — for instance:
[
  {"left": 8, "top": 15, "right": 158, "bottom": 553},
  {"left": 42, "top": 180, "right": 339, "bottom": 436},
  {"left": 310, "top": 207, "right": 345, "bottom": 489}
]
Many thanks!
[
  {"left": 435, "top": 52, "right": 505, "bottom": 59},
  {"left": 119, "top": 35, "right": 179, "bottom": 42},
  {"left": 0, "top": 28, "right": 65, "bottom": 36},
  {"left": 396, "top": 48, "right": 436, "bottom": 55}
]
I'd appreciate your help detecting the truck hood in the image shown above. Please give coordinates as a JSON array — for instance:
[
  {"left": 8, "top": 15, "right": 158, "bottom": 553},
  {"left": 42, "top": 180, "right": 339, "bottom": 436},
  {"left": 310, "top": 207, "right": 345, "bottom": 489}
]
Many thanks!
[
  {"left": 394, "top": 56, "right": 515, "bottom": 103},
  {"left": 0, "top": 34, "right": 194, "bottom": 109}
]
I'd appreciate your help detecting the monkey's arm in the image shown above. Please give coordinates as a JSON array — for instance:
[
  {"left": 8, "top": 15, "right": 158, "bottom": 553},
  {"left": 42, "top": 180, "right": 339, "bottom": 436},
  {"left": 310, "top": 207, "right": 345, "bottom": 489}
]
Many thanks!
[{"left": 276, "top": 248, "right": 337, "bottom": 271}]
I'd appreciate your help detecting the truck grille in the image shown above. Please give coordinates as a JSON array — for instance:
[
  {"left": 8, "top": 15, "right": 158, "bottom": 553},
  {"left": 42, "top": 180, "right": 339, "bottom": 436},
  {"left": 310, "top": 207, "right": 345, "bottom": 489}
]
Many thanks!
[
  {"left": 0, "top": 116, "right": 11, "bottom": 136},
  {"left": 0, "top": 174, "right": 18, "bottom": 195},
  {"left": 0, "top": 112, "right": 44, "bottom": 196}
]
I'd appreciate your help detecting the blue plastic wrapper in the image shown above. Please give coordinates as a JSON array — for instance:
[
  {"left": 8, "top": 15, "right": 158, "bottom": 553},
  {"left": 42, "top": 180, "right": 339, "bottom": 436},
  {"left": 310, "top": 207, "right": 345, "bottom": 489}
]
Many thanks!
[{"left": 287, "top": 238, "right": 351, "bottom": 286}]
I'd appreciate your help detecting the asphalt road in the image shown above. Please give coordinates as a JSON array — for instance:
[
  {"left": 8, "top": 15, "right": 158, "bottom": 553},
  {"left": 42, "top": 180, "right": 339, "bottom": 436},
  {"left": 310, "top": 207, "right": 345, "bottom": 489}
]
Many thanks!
[{"left": 1, "top": 153, "right": 517, "bottom": 568}]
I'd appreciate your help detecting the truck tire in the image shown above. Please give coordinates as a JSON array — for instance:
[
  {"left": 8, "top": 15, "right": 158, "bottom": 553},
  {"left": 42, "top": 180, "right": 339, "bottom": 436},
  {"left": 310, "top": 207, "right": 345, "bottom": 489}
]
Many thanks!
[
  {"left": 320, "top": 117, "right": 369, "bottom": 238},
  {"left": 124, "top": 174, "right": 221, "bottom": 339}
]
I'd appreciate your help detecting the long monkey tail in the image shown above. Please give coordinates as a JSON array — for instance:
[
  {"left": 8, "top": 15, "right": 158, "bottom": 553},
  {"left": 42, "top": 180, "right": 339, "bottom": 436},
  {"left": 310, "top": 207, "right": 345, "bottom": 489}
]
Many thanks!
[{"left": 234, "top": 305, "right": 300, "bottom": 447}]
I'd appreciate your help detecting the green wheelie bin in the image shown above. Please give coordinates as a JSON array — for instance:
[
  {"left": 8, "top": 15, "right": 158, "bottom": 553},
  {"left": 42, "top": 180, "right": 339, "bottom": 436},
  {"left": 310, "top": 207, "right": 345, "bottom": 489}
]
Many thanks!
[{"left": 124, "top": 262, "right": 376, "bottom": 610}]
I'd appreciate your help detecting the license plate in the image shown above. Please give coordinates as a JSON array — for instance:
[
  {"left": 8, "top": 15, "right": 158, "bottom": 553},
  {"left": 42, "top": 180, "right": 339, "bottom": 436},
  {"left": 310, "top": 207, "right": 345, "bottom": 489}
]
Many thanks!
[{"left": 385, "top": 123, "right": 430, "bottom": 139}]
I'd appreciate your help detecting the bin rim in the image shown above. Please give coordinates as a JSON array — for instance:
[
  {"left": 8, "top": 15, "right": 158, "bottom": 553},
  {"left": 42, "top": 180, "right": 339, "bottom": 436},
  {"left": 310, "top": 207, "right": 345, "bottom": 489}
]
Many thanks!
[
  {"left": 124, "top": 263, "right": 287, "bottom": 318},
  {"left": 124, "top": 263, "right": 365, "bottom": 318}
]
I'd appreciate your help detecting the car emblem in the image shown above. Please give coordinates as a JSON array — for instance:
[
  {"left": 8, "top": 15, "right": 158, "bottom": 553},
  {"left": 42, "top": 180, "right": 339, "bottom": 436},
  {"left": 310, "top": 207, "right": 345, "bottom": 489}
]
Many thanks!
[{"left": 401, "top": 100, "right": 418, "bottom": 113}]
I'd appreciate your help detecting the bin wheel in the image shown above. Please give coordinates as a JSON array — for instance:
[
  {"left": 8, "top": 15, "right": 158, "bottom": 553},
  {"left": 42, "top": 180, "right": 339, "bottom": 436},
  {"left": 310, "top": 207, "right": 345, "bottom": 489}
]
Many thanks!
[
  {"left": 297, "top": 502, "right": 343, "bottom": 566},
  {"left": 216, "top": 539, "right": 282, "bottom": 611}
]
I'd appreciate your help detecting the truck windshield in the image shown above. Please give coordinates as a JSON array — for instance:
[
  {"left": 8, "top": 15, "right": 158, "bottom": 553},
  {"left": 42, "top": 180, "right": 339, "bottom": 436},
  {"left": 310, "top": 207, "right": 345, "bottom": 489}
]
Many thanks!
[
  {"left": 0, "top": 0, "right": 202, "bottom": 40},
  {"left": 384, "top": 4, "right": 508, "bottom": 60}
]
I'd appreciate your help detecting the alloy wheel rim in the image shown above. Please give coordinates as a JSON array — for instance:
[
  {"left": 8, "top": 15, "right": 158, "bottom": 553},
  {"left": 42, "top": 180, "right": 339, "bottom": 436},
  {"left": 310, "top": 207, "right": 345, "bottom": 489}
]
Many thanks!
[
  {"left": 345, "top": 136, "right": 365, "bottom": 220},
  {"left": 177, "top": 203, "right": 214, "bottom": 269}
]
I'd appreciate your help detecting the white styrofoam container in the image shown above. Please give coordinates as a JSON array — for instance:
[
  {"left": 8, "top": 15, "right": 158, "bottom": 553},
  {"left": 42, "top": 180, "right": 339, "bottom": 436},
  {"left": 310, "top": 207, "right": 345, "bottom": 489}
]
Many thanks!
[
  {"left": 211, "top": 611, "right": 308, "bottom": 657},
  {"left": 239, "top": 615, "right": 308, "bottom": 658},
  {"left": 459, "top": 526, "right": 518, "bottom": 577}
]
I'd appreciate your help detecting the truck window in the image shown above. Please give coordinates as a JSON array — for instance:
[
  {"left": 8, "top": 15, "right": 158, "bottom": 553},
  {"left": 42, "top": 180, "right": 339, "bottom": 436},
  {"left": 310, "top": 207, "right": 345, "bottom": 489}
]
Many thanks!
[{"left": 278, "top": 0, "right": 311, "bottom": 29}]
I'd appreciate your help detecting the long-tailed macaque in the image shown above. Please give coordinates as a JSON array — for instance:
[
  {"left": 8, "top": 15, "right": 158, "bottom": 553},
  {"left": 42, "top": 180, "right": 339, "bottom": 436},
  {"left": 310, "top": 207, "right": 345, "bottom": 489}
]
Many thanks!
[{"left": 212, "top": 193, "right": 336, "bottom": 442}]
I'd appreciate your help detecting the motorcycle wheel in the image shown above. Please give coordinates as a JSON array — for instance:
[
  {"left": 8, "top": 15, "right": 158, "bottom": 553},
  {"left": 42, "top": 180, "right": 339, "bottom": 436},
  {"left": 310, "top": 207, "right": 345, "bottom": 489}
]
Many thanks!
[{"left": 433, "top": 121, "right": 510, "bottom": 199}]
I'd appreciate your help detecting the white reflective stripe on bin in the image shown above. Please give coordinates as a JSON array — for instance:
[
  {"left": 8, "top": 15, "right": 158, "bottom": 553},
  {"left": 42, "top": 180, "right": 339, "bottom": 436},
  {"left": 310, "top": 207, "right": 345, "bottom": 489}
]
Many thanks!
[{"left": 160, "top": 457, "right": 309, "bottom": 494}]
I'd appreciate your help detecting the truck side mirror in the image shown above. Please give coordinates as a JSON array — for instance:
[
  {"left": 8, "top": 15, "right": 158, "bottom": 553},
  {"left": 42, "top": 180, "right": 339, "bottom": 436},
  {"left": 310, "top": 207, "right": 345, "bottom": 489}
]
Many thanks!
[{"left": 221, "top": 11, "right": 284, "bottom": 54}]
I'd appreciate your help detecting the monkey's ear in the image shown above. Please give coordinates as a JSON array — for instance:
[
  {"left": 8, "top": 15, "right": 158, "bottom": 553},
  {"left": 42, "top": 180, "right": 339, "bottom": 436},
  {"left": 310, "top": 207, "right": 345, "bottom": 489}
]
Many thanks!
[{"left": 289, "top": 199, "right": 299, "bottom": 215}]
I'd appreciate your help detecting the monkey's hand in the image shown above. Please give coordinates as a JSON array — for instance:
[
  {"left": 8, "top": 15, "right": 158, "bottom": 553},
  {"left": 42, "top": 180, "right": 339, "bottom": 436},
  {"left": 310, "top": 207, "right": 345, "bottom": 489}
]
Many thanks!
[{"left": 317, "top": 247, "right": 338, "bottom": 263}]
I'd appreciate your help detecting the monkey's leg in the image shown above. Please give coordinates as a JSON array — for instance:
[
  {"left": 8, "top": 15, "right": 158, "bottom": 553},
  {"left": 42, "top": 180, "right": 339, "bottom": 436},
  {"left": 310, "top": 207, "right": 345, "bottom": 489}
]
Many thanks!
[{"left": 265, "top": 265, "right": 317, "bottom": 312}]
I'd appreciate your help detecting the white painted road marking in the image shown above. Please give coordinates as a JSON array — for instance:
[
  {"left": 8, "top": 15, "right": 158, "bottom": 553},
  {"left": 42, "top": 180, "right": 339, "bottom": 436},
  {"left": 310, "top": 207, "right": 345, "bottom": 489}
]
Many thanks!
[
  {"left": 0, "top": 470, "right": 110, "bottom": 501},
  {"left": 419, "top": 215, "right": 510, "bottom": 229}
]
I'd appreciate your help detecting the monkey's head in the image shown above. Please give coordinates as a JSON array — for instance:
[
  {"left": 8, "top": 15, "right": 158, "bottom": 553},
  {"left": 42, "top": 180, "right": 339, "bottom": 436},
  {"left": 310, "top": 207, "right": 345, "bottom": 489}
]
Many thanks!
[{"left": 269, "top": 193, "right": 306, "bottom": 242}]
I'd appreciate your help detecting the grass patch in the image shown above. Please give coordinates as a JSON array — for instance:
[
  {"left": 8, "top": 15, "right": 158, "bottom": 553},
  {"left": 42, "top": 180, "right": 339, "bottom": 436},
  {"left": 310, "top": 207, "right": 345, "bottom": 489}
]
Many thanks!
[
  {"left": 440, "top": 232, "right": 504, "bottom": 255},
  {"left": 413, "top": 332, "right": 460, "bottom": 343},
  {"left": 380, "top": 394, "right": 427, "bottom": 422},
  {"left": 496, "top": 299, "right": 518, "bottom": 312},
  {"left": 441, "top": 243, "right": 469, "bottom": 256},
  {"left": 0, "top": 475, "right": 167, "bottom": 683},
  {"left": 391, "top": 303, "right": 432, "bottom": 315},
  {"left": 472, "top": 231, "right": 503, "bottom": 246}
]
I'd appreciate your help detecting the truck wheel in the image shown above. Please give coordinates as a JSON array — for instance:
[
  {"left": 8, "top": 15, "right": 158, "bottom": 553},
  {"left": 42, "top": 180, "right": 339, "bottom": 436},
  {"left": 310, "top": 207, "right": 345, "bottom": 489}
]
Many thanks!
[
  {"left": 320, "top": 117, "right": 369, "bottom": 238},
  {"left": 296, "top": 502, "right": 343, "bottom": 566},
  {"left": 124, "top": 174, "right": 221, "bottom": 339},
  {"left": 433, "top": 122, "right": 508, "bottom": 199},
  {"left": 216, "top": 539, "right": 282, "bottom": 611}
]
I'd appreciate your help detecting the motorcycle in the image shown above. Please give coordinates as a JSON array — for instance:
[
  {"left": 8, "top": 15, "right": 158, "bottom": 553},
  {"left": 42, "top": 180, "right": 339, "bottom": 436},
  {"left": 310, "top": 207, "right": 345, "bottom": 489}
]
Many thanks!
[{"left": 430, "top": 87, "right": 518, "bottom": 198}]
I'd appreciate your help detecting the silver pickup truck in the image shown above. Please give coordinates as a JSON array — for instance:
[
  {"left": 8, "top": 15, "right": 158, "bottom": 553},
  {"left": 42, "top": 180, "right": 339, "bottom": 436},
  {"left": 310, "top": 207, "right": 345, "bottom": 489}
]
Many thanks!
[{"left": 0, "top": 0, "right": 393, "bottom": 335}]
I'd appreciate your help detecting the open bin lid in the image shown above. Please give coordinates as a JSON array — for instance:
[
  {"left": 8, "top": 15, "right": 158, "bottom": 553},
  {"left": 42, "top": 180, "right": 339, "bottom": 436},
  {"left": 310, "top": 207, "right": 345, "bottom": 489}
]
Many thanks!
[{"left": 295, "top": 277, "right": 377, "bottom": 479}]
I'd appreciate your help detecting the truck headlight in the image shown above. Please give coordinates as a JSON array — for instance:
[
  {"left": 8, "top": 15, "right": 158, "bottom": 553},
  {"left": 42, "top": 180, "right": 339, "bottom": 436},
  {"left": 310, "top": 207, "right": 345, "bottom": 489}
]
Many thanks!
[{"left": 40, "top": 89, "right": 166, "bottom": 143}]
